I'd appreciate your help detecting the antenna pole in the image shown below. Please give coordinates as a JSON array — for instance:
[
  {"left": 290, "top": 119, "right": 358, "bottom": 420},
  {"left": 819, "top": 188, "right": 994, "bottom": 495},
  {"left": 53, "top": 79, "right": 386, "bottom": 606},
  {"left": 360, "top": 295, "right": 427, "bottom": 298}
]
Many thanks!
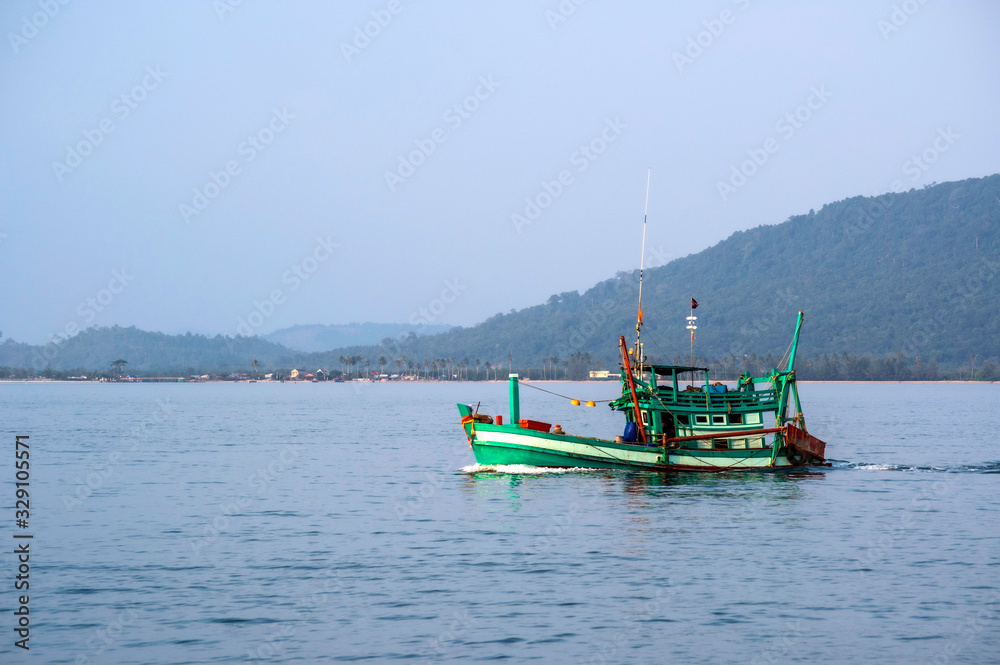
[
  {"left": 685, "top": 300, "right": 698, "bottom": 368},
  {"left": 690, "top": 301, "right": 694, "bottom": 368},
  {"left": 635, "top": 168, "right": 651, "bottom": 362}
]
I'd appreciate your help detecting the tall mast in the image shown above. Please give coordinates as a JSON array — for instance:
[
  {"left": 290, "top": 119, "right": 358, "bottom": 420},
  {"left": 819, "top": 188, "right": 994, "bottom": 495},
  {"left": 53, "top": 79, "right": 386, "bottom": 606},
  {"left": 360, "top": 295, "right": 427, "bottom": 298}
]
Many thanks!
[
  {"left": 635, "top": 168, "right": 651, "bottom": 362},
  {"left": 787, "top": 311, "right": 804, "bottom": 372}
]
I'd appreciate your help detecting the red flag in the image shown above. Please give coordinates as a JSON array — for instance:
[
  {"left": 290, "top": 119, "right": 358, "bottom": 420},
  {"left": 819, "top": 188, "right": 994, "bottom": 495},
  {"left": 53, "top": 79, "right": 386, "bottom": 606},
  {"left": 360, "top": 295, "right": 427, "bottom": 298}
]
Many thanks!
[
  {"left": 637, "top": 304, "right": 644, "bottom": 326},
  {"left": 691, "top": 298, "right": 699, "bottom": 309}
]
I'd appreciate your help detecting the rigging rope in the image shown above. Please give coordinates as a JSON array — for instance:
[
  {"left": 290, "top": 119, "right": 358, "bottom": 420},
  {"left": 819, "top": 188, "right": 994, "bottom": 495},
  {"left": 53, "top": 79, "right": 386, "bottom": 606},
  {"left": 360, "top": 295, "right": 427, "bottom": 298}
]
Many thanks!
[
  {"left": 518, "top": 381, "right": 614, "bottom": 404},
  {"left": 639, "top": 322, "right": 688, "bottom": 358},
  {"left": 778, "top": 337, "right": 794, "bottom": 373},
  {"left": 639, "top": 326, "right": 670, "bottom": 363}
]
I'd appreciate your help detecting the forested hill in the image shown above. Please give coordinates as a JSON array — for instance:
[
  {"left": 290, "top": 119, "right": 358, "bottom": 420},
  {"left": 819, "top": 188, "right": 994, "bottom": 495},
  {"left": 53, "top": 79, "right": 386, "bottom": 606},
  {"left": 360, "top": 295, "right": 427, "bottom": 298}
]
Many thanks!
[
  {"left": 263, "top": 322, "right": 451, "bottom": 352},
  {"left": 312, "top": 174, "right": 1000, "bottom": 371},
  {"left": 0, "top": 327, "right": 297, "bottom": 374},
  {"left": 2, "top": 175, "right": 997, "bottom": 376}
]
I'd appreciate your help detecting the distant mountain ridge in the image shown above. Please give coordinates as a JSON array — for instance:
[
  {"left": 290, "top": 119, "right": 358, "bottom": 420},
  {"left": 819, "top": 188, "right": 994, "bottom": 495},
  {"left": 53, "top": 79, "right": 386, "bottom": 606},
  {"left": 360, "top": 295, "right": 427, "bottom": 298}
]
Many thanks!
[
  {"left": 2, "top": 175, "right": 998, "bottom": 376},
  {"left": 0, "top": 323, "right": 453, "bottom": 374},
  {"left": 0, "top": 327, "right": 296, "bottom": 374},
  {"left": 304, "top": 174, "right": 1000, "bottom": 371},
  {"left": 263, "top": 322, "right": 451, "bottom": 353}
]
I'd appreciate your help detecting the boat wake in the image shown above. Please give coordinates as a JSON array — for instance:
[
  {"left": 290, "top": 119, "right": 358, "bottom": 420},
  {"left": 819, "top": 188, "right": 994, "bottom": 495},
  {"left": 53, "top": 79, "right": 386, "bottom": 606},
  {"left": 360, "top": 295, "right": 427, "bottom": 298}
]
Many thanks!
[
  {"left": 461, "top": 464, "right": 601, "bottom": 475},
  {"left": 830, "top": 460, "right": 1000, "bottom": 474}
]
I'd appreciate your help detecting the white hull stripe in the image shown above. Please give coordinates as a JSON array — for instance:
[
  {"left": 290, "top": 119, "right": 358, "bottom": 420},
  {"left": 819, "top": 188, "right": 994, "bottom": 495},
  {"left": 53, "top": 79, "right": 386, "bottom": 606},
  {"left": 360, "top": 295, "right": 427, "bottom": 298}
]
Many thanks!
[{"left": 476, "top": 431, "right": 791, "bottom": 468}]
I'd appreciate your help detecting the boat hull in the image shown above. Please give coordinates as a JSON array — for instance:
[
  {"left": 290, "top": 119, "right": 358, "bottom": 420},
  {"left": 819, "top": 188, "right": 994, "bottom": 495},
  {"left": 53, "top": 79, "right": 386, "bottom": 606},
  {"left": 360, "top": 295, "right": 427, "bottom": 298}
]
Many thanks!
[{"left": 467, "top": 423, "right": 808, "bottom": 472}]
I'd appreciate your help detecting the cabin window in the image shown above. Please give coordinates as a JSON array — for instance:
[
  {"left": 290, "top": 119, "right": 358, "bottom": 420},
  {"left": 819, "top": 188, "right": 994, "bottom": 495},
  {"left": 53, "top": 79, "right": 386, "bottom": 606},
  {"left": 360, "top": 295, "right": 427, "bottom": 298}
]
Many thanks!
[
  {"left": 745, "top": 413, "right": 761, "bottom": 424},
  {"left": 676, "top": 415, "right": 689, "bottom": 425},
  {"left": 728, "top": 414, "right": 743, "bottom": 425},
  {"left": 712, "top": 415, "right": 725, "bottom": 425},
  {"left": 695, "top": 415, "right": 708, "bottom": 424},
  {"left": 641, "top": 411, "right": 649, "bottom": 425}
]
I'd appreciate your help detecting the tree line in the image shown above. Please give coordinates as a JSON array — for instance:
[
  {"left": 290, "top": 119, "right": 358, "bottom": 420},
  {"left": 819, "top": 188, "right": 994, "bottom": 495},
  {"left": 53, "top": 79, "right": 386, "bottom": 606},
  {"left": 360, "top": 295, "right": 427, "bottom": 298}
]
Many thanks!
[{"left": 6, "top": 349, "right": 997, "bottom": 382}]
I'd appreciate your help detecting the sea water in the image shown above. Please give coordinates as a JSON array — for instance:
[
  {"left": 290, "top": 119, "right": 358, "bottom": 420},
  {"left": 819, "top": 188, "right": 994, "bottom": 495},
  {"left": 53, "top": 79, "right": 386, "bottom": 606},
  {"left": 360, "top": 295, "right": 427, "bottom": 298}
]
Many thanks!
[{"left": 1, "top": 381, "right": 997, "bottom": 663}]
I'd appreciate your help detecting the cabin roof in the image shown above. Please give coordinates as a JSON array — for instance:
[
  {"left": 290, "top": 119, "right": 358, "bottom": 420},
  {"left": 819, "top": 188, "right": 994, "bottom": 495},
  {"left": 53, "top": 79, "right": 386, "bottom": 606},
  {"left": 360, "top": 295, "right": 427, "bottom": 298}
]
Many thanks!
[{"left": 647, "top": 365, "right": 709, "bottom": 375}]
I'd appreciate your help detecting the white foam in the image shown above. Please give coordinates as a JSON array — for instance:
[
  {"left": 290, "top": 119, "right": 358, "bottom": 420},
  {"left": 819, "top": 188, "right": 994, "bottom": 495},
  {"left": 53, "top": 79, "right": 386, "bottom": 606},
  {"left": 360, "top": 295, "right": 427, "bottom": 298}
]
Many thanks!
[
  {"left": 842, "top": 463, "right": 934, "bottom": 472},
  {"left": 834, "top": 461, "right": 1000, "bottom": 474},
  {"left": 850, "top": 464, "right": 900, "bottom": 471},
  {"left": 461, "top": 464, "right": 599, "bottom": 475}
]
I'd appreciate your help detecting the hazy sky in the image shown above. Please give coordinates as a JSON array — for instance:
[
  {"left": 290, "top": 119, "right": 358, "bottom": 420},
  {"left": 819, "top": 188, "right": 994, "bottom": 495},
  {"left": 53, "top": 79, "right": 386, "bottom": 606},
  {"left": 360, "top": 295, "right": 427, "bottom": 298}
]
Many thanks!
[{"left": 2, "top": 1, "right": 999, "bottom": 344}]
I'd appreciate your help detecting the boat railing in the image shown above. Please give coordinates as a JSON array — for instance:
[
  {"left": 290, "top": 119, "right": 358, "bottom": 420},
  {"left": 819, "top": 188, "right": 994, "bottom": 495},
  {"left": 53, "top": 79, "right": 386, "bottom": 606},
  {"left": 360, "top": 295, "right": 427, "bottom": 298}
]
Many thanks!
[{"left": 653, "top": 387, "right": 778, "bottom": 410}]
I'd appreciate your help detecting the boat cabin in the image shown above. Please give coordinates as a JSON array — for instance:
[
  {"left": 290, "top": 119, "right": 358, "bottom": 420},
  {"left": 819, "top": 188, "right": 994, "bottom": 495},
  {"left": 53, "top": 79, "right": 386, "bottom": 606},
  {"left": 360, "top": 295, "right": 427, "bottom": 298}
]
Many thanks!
[{"left": 610, "top": 364, "right": 802, "bottom": 451}]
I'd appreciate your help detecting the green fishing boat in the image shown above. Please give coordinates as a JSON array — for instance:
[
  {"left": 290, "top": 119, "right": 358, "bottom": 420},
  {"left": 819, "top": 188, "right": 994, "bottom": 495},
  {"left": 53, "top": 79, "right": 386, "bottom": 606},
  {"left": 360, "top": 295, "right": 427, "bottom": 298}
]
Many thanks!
[
  {"left": 457, "top": 311, "right": 827, "bottom": 471},
  {"left": 458, "top": 172, "right": 827, "bottom": 471}
]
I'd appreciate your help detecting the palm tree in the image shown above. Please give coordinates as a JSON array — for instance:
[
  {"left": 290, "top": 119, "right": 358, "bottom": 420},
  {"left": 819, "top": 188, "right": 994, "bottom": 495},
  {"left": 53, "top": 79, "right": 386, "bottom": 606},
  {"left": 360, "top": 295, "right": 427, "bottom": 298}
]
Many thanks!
[
  {"left": 364, "top": 358, "right": 370, "bottom": 379},
  {"left": 339, "top": 355, "right": 346, "bottom": 376},
  {"left": 475, "top": 358, "right": 481, "bottom": 379},
  {"left": 484, "top": 361, "right": 492, "bottom": 380},
  {"left": 251, "top": 357, "right": 259, "bottom": 380},
  {"left": 549, "top": 355, "right": 559, "bottom": 379},
  {"left": 378, "top": 355, "right": 387, "bottom": 377}
]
